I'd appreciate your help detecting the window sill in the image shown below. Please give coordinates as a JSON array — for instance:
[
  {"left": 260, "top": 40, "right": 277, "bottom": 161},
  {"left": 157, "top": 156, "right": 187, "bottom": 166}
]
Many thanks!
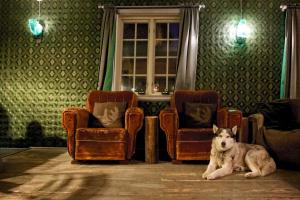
[{"left": 137, "top": 94, "right": 171, "bottom": 102}]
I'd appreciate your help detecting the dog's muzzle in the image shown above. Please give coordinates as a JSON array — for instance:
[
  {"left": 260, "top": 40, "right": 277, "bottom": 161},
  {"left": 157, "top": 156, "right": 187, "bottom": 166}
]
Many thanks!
[{"left": 221, "top": 142, "right": 226, "bottom": 147}]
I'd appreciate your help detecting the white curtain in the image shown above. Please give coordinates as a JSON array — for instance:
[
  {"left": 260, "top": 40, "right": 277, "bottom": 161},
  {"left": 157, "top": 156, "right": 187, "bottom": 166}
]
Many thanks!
[{"left": 175, "top": 7, "right": 200, "bottom": 90}]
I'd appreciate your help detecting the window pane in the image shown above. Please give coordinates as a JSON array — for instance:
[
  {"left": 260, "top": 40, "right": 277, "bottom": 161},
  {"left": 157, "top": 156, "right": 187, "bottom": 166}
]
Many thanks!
[
  {"left": 122, "top": 58, "right": 134, "bottom": 74},
  {"left": 119, "top": 19, "right": 179, "bottom": 95},
  {"left": 123, "top": 23, "right": 135, "bottom": 39},
  {"left": 121, "top": 76, "right": 133, "bottom": 91},
  {"left": 156, "top": 23, "right": 167, "bottom": 39},
  {"left": 136, "top": 59, "right": 147, "bottom": 74},
  {"left": 168, "top": 77, "right": 176, "bottom": 92},
  {"left": 169, "top": 40, "right": 178, "bottom": 56},
  {"left": 123, "top": 41, "right": 134, "bottom": 56},
  {"left": 155, "top": 58, "right": 166, "bottom": 74},
  {"left": 136, "top": 41, "right": 148, "bottom": 57},
  {"left": 169, "top": 23, "right": 179, "bottom": 39},
  {"left": 154, "top": 76, "right": 166, "bottom": 92},
  {"left": 135, "top": 76, "right": 146, "bottom": 92},
  {"left": 137, "top": 23, "right": 148, "bottom": 39},
  {"left": 169, "top": 58, "right": 177, "bottom": 74},
  {"left": 155, "top": 41, "right": 167, "bottom": 56}
]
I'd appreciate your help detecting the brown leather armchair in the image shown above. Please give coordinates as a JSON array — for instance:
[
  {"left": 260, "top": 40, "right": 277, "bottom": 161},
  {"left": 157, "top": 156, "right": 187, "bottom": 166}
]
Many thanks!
[
  {"left": 249, "top": 99, "right": 300, "bottom": 167},
  {"left": 62, "top": 90, "right": 144, "bottom": 161},
  {"left": 159, "top": 90, "right": 247, "bottom": 162}
]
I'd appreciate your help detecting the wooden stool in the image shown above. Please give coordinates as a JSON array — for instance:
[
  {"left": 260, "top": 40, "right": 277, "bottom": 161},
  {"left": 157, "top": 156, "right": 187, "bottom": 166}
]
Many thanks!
[{"left": 145, "top": 116, "right": 159, "bottom": 164}]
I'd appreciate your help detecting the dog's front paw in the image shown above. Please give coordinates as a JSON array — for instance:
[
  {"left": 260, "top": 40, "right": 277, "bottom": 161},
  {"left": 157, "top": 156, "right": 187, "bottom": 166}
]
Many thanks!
[
  {"left": 206, "top": 174, "right": 217, "bottom": 180},
  {"left": 202, "top": 172, "right": 209, "bottom": 179}
]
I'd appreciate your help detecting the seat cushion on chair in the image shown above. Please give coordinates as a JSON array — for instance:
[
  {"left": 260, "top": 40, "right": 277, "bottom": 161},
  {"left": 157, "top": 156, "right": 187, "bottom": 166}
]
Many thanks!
[
  {"left": 93, "top": 102, "right": 127, "bottom": 128},
  {"left": 181, "top": 102, "right": 217, "bottom": 128},
  {"left": 75, "top": 128, "right": 127, "bottom": 160}
]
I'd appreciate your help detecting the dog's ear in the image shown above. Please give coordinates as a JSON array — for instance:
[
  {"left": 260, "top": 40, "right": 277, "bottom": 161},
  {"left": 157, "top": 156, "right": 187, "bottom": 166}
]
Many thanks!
[
  {"left": 213, "top": 124, "right": 218, "bottom": 134},
  {"left": 232, "top": 125, "right": 238, "bottom": 136}
]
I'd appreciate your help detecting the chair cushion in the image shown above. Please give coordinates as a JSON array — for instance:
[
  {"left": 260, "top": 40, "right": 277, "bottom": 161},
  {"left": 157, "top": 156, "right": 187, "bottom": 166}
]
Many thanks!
[
  {"left": 181, "top": 102, "right": 217, "bottom": 128},
  {"left": 93, "top": 102, "right": 127, "bottom": 128},
  {"left": 290, "top": 99, "right": 300, "bottom": 125},
  {"left": 257, "top": 101, "right": 296, "bottom": 130},
  {"left": 88, "top": 113, "right": 104, "bottom": 128}
]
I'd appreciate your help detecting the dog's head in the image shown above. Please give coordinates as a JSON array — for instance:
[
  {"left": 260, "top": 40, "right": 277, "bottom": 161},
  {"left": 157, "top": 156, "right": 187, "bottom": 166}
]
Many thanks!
[{"left": 212, "top": 124, "right": 237, "bottom": 152}]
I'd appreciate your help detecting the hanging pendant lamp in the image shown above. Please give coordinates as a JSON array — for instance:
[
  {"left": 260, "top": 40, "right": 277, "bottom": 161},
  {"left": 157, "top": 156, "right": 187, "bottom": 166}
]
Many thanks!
[
  {"left": 28, "top": 0, "right": 44, "bottom": 39},
  {"left": 236, "top": 0, "right": 250, "bottom": 39}
]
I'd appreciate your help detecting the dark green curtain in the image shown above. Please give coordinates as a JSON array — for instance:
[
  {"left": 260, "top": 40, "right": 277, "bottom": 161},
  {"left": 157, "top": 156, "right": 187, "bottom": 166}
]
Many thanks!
[
  {"left": 98, "top": 9, "right": 116, "bottom": 91},
  {"left": 280, "top": 8, "right": 300, "bottom": 99}
]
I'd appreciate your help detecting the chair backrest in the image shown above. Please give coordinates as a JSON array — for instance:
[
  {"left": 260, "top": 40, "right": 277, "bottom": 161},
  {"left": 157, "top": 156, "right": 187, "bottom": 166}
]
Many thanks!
[
  {"left": 86, "top": 90, "right": 138, "bottom": 112},
  {"left": 290, "top": 99, "right": 300, "bottom": 124},
  {"left": 171, "top": 90, "right": 221, "bottom": 114}
]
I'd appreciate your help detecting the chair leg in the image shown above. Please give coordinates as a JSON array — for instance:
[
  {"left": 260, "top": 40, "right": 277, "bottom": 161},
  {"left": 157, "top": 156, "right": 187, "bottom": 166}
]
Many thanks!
[
  {"left": 119, "top": 160, "right": 129, "bottom": 164},
  {"left": 71, "top": 160, "right": 80, "bottom": 164},
  {"left": 172, "top": 160, "right": 182, "bottom": 164}
]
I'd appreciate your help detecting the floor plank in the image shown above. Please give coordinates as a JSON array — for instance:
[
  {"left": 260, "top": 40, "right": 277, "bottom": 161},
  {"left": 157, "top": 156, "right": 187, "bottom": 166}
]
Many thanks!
[{"left": 0, "top": 148, "right": 299, "bottom": 200}]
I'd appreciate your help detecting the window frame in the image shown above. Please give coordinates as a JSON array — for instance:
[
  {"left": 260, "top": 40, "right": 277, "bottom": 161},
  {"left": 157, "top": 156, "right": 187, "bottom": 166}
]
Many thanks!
[{"left": 114, "top": 9, "right": 180, "bottom": 100}]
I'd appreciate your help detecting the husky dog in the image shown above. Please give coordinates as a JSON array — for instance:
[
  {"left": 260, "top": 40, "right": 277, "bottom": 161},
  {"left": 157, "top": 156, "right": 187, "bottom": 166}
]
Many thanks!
[{"left": 202, "top": 125, "right": 276, "bottom": 180}]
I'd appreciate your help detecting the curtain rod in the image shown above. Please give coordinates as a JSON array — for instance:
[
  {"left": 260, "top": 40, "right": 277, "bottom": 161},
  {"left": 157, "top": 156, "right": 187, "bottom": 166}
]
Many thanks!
[
  {"left": 280, "top": 4, "right": 300, "bottom": 11},
  {"left": 98, "top": 4, "right": 206, "bottom": 11}
]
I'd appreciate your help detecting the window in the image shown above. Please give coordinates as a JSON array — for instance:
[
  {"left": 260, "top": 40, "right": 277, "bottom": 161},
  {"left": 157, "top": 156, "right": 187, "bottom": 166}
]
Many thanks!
[{"left": 114, "top": 9, "right": 180, "bottom": 98}]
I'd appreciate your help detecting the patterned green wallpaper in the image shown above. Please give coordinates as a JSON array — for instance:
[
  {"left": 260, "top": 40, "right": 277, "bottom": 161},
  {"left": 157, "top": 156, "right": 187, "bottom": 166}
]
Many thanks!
[{"left": 0, "top": 0, "right": 297, "bottom": 147}]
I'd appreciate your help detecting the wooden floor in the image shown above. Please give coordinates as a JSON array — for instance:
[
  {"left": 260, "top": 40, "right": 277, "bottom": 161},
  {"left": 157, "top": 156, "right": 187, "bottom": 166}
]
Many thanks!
[{"left": 0, "top": 148, "right": 299, "bottom": 200}]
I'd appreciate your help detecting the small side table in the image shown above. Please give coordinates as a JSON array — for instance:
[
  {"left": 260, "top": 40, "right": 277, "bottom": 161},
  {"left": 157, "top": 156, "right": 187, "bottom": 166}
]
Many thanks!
[{"left": 145, "top": 116, "right": 159, "bottom": 164}]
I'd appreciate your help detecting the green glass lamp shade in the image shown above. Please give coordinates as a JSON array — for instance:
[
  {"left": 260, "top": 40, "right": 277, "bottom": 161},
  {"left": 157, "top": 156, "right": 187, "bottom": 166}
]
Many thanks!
[
  {"left": 28, "top": 19, "right": 43, "bottom": 37},
  {"left": 236, "top": 19, "right": 250, "bottom": 38}
]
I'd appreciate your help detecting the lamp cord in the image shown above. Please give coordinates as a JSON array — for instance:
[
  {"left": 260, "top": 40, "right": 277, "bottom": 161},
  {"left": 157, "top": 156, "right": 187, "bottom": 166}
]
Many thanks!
[
  {"left": 38, "top": 0, "right": 41, "bottom": 18},
  {"left": 240, "top": 0, "right": 243, "bottom": 18}
]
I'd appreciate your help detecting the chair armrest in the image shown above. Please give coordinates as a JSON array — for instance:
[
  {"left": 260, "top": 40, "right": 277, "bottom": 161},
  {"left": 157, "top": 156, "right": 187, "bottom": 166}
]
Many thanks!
[
  {"left": 239, "top": 117, "right": 249, "bottom": 143},
  {"left": 217, "top": 108, "right": 229, "bottom": 128},
  {"left": 217, "top": 108, "right": 248, "bottom": 143},
  {"left": 159, "top": 108, "right": 178, "bottom": 159},
  {"left": 62, "top": 107, "right": 90, "bottom": 159},
  {"left": 62, "top": 107, "right": 90, "bottom": 130},
  {"left": 248, "top": 113, "right": 265, "bottom": 144},
  {"left": 248, "top": 113, "right": 264, "bottom": 129},
  {"left": 125, "top": 107, "right": 144, "bottom": 159}
]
